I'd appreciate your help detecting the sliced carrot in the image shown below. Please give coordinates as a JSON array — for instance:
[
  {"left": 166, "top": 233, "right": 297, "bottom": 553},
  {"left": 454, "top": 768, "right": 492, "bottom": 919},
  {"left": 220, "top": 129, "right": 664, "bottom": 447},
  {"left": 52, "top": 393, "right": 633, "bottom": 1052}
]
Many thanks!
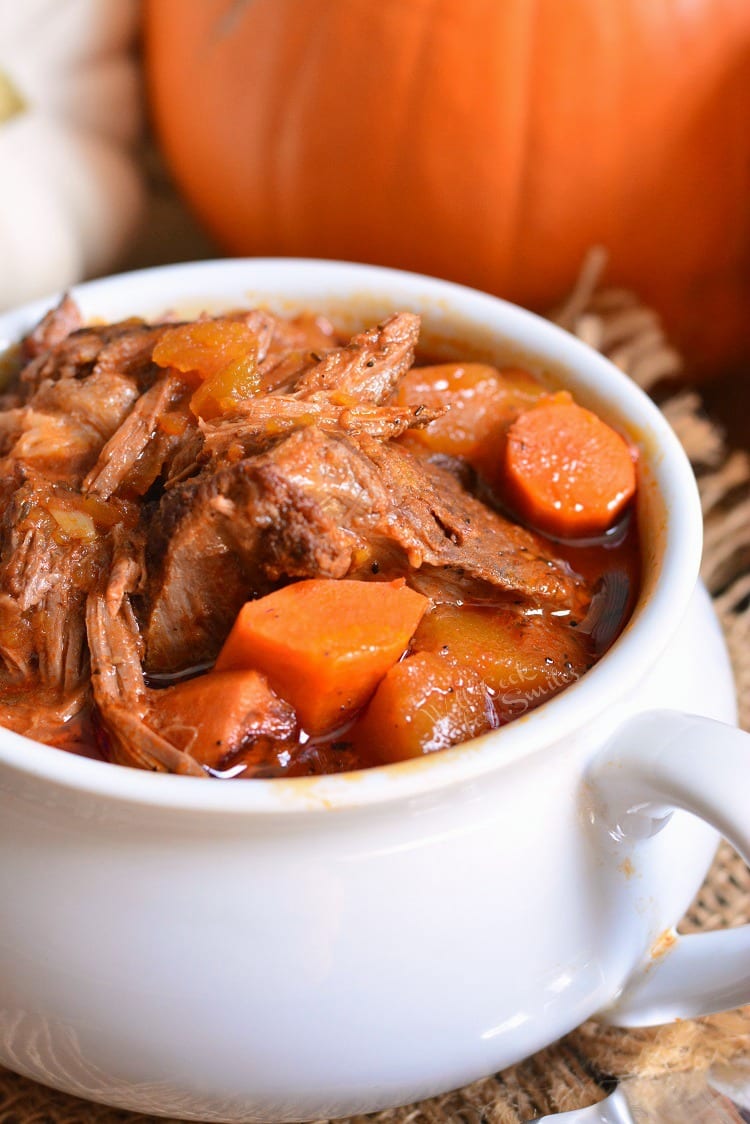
[
  {"left": 150, "top": 668, "right": 296, "bottom": 768},
  {"left": 349, "top": 651, "right": 496, "bottom": 764},
  {"left": 215, "top": 578, "right": 429, "bottom": 735},
  {"left": 504, "top": 393, "right": 637, "bottom": 538}
]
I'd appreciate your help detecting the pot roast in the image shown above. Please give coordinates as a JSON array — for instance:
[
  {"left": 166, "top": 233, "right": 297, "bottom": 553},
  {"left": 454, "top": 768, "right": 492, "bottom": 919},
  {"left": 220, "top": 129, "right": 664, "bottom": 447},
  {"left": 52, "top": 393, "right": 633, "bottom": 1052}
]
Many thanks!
[{"left": 0, "top": 298, "right": 635, "bottom": 777}]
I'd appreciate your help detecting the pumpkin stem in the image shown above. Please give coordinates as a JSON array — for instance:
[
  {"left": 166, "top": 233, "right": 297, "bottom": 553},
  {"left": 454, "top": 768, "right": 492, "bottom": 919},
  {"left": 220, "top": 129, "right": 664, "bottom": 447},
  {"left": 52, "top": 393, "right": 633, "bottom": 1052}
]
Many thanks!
[{"left": 0, "top": 69, "right": 26, "bottom": 125}]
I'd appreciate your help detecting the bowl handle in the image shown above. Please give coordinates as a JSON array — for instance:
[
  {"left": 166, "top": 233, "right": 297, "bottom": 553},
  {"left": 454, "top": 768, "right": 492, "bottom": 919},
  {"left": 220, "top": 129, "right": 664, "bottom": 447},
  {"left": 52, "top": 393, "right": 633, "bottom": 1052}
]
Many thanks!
[{"left": 588, "top": 709, "right": 750, "bottom": 1026}]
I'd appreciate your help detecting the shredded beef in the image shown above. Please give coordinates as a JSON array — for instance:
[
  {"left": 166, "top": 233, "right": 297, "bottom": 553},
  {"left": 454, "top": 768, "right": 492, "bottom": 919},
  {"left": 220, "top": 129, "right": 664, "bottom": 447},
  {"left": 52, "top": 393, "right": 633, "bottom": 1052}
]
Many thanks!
[
  {"left": 21, "top": 295, "right": 82, "bottom": 360},
  {"left": 200, "top": 395, "right": 443, "bottom": 463},
  {"left": 0, "top": 297, "right": 597, "bottom": 774},
  {"left": 142, "top": 426, "right": 587, "bottom": 672},
  {"left": 289, "top": 312, "right": 420, "bottom": 401}
]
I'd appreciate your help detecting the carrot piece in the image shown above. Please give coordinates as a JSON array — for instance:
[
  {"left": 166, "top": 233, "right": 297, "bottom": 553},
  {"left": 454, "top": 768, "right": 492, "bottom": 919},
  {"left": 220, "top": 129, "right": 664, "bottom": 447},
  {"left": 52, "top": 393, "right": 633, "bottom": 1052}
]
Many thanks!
[
  {"left": 349, "top": 652, "right": 496, "bottom": 765},
  {"left": 504, "top": 393, "right": 637, "bottom": 537},
  {"left": 150, "top": 668, "right": 296, "bottom": 768},
  {"left": 215, "top": 578, "right": 429, "bottom": 735}
]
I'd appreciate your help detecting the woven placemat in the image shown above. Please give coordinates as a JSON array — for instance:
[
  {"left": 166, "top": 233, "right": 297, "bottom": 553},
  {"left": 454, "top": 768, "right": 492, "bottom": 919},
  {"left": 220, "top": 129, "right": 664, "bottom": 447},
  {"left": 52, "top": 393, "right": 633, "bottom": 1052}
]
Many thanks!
[{"left": 1, "top": 259, "right": 749, "bottom": 1123}]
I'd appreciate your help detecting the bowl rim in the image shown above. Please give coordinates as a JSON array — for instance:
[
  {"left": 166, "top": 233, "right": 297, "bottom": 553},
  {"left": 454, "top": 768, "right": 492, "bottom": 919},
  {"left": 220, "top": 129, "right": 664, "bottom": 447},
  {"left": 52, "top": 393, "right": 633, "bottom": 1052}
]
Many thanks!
[{"left": 0, "top": 258, "right": 703, "bottom": 814}]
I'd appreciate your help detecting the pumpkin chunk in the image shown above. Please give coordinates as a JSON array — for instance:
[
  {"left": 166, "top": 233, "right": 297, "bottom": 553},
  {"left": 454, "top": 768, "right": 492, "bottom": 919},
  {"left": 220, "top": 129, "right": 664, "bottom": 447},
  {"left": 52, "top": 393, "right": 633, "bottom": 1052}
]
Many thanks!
[
  {"left": 396, "top": 363, "right": 543, "bottom": 472},
  {"left": 152, "top": 319, "right": 261, "bottom": 418},
  {"left": 350, "top": 651, "right": 496, "bottom": 764},
  {"left": 152, "top": 319, "right": 258, "bottom": 378},
  {"left": 411, "top": 603, "right": 589, "bottom": 721},
  {"left": 189, "top": 354, "right": 261, "bottom": 420}
]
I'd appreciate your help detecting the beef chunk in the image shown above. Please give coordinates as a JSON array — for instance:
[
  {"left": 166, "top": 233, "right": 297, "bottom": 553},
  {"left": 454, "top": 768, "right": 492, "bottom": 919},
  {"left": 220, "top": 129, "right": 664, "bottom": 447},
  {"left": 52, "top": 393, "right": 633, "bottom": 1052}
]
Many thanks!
[
  {"left": 142, "top": 474, "right": 262, "bottom": 673},
  {"left": 19, "top": 320, "right": 166, "bottom": 399},
  {"left": 0, "top": 470, "right": 112, "bottom": 751},
  {"left": 289, "top": 313, "right": 420, "bottom": 402},
  {"left": 258, "top": 311, "right": 339, "bottom": 391},
  {"left": 201, "top": 395, "right": 442, "bottom": 463},
  {"left": 0, "top": 369, "right": 140, "bottom": 482},
  {"left": 21, "top": 295, "right": 82, "bottom": 359},
  {"left": 86, "top": 587, "right": 204, "bottom": 775},
  {"left": 143, "top": 427, "right": 587, "bottom": 672},
  {"left": 83, "top": 374, "right": 194, "bottom": 499}
]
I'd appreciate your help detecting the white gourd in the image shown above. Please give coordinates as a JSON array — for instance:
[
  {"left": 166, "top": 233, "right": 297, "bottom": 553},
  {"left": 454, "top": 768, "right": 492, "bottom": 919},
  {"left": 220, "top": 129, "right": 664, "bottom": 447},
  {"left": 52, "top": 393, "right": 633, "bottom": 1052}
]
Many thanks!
[{"left": 0, "top": 0, "right": 143, "bottom": 308}]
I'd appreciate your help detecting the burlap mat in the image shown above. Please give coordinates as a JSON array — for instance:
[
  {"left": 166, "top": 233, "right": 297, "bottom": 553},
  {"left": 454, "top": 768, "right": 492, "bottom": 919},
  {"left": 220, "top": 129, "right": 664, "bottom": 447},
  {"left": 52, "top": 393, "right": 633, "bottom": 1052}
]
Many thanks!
[{"left": 1, "top": 259, "right": 749, "bottom": 1122}]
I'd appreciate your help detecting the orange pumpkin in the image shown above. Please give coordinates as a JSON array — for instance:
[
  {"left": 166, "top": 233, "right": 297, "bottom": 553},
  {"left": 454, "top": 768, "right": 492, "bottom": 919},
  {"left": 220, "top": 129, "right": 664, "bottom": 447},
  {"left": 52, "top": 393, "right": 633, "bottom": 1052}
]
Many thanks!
[{"left": 145, "top": 0, "right": 750, "bottom": 374}]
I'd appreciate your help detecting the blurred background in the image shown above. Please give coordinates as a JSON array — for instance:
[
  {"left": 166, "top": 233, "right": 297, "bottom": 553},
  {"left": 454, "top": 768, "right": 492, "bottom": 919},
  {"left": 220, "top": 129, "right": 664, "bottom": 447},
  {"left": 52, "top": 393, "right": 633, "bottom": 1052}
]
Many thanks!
[{"left": 1, "top": 0, "right": 748, "bottom": 440}]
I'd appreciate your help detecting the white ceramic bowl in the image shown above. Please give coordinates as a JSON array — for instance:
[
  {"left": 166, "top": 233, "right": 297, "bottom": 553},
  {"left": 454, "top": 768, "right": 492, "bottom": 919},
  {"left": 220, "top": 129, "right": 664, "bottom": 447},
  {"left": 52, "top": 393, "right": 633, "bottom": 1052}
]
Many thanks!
[{"left": 0, "top": 260, "right": 748, "bottom": 1123}]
